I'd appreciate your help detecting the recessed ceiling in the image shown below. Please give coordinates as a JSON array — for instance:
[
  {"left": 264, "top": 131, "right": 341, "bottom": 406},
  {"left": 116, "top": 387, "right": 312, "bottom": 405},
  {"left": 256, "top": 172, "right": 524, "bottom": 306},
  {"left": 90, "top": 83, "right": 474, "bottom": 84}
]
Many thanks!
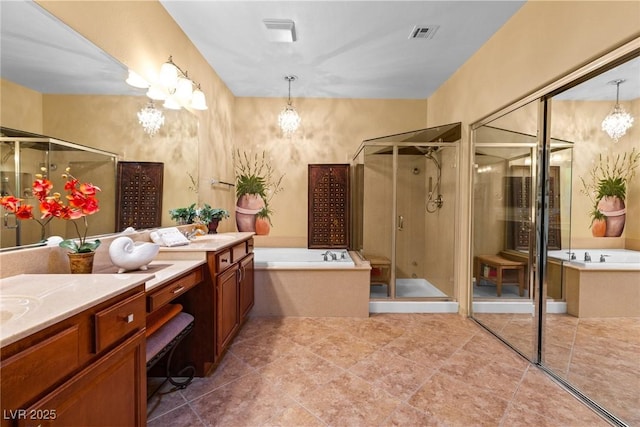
[{"left": 159, "top": 0, "right": 526, "bottom": 99}]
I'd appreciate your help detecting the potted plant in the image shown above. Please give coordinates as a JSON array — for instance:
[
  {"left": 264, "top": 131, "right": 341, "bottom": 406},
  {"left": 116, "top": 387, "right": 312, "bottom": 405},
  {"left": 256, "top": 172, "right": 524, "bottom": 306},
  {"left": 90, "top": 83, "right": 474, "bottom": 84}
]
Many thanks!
[
  {"left": 581, "top": 148, "right": 639, "bottom": 237},
  {"left": 197, "top": 204, "right": 229, "bottom": 234},
  {"left": 233, "top": 150, "right": 284, "bottom": 235},
  {"left": 169, "top": 203, "right": 197, "bottom": 225}
]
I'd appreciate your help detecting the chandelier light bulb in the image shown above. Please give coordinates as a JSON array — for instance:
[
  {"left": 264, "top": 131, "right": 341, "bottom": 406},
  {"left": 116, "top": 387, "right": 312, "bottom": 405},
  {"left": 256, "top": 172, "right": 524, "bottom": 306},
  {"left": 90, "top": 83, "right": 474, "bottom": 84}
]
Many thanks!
[
  {"left": 279, "top": 75, "right": 301, "bottom": 136},
  {"left": 601, "top": 79, "right": 634, "bottom": 142},
  {"left": 137, "top": 102, "right": 165, "bottom": 137}
]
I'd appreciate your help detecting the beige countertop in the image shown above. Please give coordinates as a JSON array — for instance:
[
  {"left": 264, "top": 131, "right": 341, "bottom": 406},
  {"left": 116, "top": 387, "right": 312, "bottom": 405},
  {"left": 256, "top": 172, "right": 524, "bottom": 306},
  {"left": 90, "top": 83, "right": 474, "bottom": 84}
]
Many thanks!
[
  {"left": 155, "top": 232, "right": 254, "bottom": 255},
  {"left": 0, "top": 273, "right": 150, "bottom": 348},
  {"left": 0, "top": 232, "right": 254, "bottom": 349}
]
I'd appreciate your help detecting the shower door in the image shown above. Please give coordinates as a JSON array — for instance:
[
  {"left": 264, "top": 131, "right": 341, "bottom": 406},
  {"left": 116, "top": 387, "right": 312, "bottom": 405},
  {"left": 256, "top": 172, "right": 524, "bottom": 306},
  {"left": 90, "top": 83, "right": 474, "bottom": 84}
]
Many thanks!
[{"left": 355, "top": 123, "right": 461, "bottom": 300}]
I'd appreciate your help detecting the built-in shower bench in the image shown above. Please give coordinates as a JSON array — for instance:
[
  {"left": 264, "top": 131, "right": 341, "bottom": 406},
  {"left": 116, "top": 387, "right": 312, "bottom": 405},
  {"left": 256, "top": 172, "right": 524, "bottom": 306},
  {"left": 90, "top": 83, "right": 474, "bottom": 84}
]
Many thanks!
[{"left": 474, "top": 254, "right": 525, "bottom": 297}]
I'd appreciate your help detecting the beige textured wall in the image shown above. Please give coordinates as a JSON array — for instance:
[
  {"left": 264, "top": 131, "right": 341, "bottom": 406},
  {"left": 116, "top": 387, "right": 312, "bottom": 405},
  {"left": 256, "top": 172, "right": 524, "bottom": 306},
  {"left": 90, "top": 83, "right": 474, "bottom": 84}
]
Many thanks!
[
  {"left": 36, "top": 0, "right": 238, "bottom": 232},
  {"left": 234, "top": 97, "right": 428, "bottom": 240},
  {"left": 42, "top": 94, "right": 199, "bottom": 228},
  {"left": 426, "top": 1, "right": 640, "bottom": 313},
  {"left": 1, "top": 78, "right": 43, "bottom": 133}
]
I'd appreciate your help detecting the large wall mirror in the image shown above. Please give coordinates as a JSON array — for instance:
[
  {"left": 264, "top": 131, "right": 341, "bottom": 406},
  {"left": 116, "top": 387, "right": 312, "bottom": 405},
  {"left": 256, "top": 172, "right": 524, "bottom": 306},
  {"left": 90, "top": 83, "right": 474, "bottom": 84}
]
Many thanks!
[
  {"left": 472, "top": 45, "right": 639, "bottom": 426},
  {"left": 0, "top": 1, "right": 199, "bottom": 250}
]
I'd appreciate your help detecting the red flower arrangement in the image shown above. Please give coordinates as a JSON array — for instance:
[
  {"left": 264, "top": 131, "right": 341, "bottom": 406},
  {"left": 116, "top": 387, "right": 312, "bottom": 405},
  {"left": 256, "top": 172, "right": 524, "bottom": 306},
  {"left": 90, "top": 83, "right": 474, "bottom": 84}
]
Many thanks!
[{"left": 0, "top": 167, "right": 101, "bottom": 253}]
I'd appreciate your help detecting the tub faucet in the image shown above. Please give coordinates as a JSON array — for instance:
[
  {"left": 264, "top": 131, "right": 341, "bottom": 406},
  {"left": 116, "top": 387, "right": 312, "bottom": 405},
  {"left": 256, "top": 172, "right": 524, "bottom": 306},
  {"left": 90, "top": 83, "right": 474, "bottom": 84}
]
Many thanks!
[
  {"left": 584, "top": 252, "right": 591, "bottom": 262},
  {"left": 600, "top": 254, "right": 607, "bottom": 263},
  {"left": 322, "top": 251, "right": 332, "bottom": 261}
]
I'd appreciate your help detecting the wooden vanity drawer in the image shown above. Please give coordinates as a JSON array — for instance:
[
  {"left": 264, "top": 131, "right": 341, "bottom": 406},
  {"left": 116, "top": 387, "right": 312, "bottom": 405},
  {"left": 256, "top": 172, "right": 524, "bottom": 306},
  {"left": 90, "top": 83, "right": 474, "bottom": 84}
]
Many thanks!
[
  {"left": 232, "top": 241, "right": 248, "bottom": 261},
  {"left": 146, "top": 268, "right": 203, "bottom": 312},
  {"left": 216, "top": 248, "right": 232, "bottom": 272},
  {"left": 1, "top": 326, "right": 80, "bottom": 414},
  {"left": 95, "top": 292, "right": 145, "bottom": 353}
]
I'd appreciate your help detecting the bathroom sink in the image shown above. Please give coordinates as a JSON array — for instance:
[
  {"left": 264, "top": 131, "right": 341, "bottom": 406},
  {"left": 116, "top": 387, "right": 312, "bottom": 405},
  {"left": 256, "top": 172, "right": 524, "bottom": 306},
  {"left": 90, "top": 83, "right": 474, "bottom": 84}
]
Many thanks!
[{"left": 0, "top": 295, "right": 41, "bottom": 322}]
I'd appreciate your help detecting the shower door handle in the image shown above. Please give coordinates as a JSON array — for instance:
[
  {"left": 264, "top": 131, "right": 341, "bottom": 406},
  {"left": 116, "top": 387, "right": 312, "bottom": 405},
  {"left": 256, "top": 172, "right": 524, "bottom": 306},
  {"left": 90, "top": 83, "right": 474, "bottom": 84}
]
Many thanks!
[
  {"left": 4, "top": 213, "right": 18, "bottom": 229},
  {"left": 397, "top": 215, "right": 404, "bottom": 231}
]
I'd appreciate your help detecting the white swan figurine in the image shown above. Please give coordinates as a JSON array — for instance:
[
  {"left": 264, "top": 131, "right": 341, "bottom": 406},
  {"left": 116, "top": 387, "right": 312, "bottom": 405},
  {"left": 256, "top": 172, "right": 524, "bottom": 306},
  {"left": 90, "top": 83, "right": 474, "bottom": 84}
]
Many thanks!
[{"left": 108, "top": 236, "right": 160, "bottom": 273}]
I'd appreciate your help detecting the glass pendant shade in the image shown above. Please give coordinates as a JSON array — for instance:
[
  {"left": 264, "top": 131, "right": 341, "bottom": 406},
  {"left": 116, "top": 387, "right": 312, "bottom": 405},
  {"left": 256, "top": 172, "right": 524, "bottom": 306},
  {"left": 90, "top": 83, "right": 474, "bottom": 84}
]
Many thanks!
[
  {"left": 279, "top": 75, "right": 301, "bottom": 135},
  {"left": 602, "top": 104, "right": 634, "bottom": 142},
  {"left": 601, "top": 79, "right": 634, "bottom": 142},
  {"left": 137, "top": 102, "right": 164, "bottom": 137},
  {"left": 159, "top": 59, "right": 179, "bottom": 92},
  {"left": 125, "top": 70, "right": 149, "bottom": 89},
  {"left": 163, "top": 96, "right": 181, "bottom": 110},
  {"left": 278, "top": 104, "right": 301, "bottom": 135},
  {"left": 146, "top": 85, "right": 167, "bottom": 101},
  {"left": 191, "top": 88, "right": 208, "bottom": 110},
  {"left": 175, "top": 76, "right": 194, "bottom": 101}
]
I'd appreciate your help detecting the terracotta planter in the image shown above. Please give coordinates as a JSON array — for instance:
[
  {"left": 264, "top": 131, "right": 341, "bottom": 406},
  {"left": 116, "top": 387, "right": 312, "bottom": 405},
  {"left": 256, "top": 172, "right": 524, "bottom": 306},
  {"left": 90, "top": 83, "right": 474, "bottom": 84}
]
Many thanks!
[
  {"left": 591, "top": 218, "right": 606, "bottom": 237},
  {"left": 255, "top": 217, "right": 270, "bottom": 235},
  {"left": 235, "top": 194, "right": 265, "bottom": 232},
  {"left": 597, "top": 196, "right": 626, "bottom": 237},
  {"left": 67, "top": 251, "right": 95, "bottom": 274}
]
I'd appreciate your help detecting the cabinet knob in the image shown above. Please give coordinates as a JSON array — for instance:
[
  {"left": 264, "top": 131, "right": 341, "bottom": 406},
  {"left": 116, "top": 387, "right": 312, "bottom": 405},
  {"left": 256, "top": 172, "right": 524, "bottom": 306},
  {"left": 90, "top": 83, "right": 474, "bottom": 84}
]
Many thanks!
[
  {"left": 172, "top": 286, "right": 185, "bottom": 294},
  {"left": 221, "top": 258, "right": 228, "bottom": 263},
  {"left": 125, "top": 313, "right": 134, "bottom": 323}
]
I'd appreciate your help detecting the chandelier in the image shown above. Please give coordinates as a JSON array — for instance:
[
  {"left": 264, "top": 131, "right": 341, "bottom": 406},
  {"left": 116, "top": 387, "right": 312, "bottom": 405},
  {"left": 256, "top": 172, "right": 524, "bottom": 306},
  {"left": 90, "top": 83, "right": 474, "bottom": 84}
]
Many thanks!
[
  {"left": 137, "top": 101, "right": 165, "bottom": 137},
  {"left": 278, "top": 75, "right": 301, "bottom": 136},
  {"left": 601, "top": 79, "right": 634, "bottom": 142}
]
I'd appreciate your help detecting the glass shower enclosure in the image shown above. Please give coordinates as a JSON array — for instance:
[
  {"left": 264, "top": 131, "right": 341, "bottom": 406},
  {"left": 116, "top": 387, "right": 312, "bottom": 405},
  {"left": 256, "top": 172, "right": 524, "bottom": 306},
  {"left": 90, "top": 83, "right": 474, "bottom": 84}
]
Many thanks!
[
  {"left": 0, "top": 135, "right": 117, "bottom": 250},
  {"left": 352, "top": 123, "right": 461, "bottom": 300}
]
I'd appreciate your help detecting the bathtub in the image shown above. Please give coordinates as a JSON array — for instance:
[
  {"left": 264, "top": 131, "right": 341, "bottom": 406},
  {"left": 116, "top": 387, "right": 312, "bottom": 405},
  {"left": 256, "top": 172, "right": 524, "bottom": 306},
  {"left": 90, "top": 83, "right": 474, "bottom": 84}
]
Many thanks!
[
  {"left": 252, "top": 247, "right": 370, "bottom": 317},
  {"left": 548, "top": 248, "right": 640, "bottom": 270},
  {"left": 550, "top": 249, "right": 640, "bottom": 318},
  {"left": 253, "top": 248, "right": 355, "bottom": 268}
]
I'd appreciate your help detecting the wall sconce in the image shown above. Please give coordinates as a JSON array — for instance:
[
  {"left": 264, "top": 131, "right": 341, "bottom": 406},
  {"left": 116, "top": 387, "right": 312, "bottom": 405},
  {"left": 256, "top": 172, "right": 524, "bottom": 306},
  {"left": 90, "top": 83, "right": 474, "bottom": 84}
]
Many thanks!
[
  {"left": 278, "top": 75, "right": 301, "bottom": 136},
  {"left": 601, "top": 79, "right": 634, "bottom": 142},
  {"left": 126, "top": 56, "right": 208, "bottom": 111}
]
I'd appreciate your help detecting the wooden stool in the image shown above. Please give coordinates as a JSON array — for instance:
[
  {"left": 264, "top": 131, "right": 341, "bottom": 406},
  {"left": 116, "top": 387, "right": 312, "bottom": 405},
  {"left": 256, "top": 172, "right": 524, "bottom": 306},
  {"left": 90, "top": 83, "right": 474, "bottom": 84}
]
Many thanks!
[
  {"left": 474, "top": 255, "right": 525, "bottom": 297},
  {"left": 368, "top": 255, "right": 391, "bottom": 297}
]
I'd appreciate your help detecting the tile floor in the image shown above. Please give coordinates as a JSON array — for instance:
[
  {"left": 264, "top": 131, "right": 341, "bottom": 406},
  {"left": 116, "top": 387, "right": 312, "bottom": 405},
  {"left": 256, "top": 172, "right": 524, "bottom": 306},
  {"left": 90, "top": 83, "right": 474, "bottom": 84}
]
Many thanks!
[
  {"left": 475, "top": 313, "right": 640, "bottom": 425},
  {"left": 147, "top": 314, "right": 608, "bottom": 427}
]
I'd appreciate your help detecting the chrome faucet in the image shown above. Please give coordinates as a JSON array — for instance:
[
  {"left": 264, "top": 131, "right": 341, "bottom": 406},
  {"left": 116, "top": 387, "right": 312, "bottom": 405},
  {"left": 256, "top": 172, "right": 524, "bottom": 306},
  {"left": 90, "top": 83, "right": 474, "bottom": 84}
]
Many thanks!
[
  {"left": 322, "top": 250, "right": 337, "bottom": 261},
  {"left": 584, "top": 252, "right": 591, "bottom": 262},
  {"left": 600, "top": 254, "right": 607, "bottom": 263},
  {"left": 183, "top": 228, "right": 205, "bottom": 240},
  {"left": 567, "top": 251, "right": 576, "bottom": 260}
]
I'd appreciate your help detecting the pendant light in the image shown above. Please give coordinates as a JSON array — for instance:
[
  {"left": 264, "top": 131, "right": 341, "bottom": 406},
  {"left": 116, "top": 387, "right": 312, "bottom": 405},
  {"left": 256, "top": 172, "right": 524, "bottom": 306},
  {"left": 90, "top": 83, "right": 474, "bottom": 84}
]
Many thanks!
[
  {"left": 601, "top": 79, "right": 634, "bottom": 142},
  {"left": 278, "top": 75, "right": 301, "bottom": 136}
]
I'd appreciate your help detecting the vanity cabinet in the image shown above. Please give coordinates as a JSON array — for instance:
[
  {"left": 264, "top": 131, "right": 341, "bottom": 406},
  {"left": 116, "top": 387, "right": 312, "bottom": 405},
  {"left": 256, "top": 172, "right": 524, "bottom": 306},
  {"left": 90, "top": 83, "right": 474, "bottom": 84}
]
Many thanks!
[
  {"left": 210, "top": 238, "right": 254, "bottom": 360},
  {"left": 216, "top": 263, "right": 240, "bottom": 356},
  {"left": 0, "top": 286, "right": 146, "bottom": 427},
  {"left": 239, "top": 253, "right": 255, "bottom": 319}
]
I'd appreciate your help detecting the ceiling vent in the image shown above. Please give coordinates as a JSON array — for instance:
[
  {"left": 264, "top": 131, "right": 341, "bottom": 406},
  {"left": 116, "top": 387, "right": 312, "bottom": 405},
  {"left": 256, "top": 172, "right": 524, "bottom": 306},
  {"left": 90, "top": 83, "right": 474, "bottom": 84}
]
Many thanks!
[
  {"left": 263, "top": 19, "right": 297, "bottom": 43},
  {"left": 409, "top": 25, "right": 439, "bottom": 40}
]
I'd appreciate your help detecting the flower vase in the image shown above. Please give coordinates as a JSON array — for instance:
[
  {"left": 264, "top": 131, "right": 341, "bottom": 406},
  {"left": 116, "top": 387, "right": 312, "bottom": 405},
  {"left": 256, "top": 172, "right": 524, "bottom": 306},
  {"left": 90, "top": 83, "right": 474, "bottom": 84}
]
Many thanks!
[
  {"left": 208, "top": 219, "right": 220, "bottom": 234},
  {"left": 68, "top": 252, "right": 95, "bottom": 274}
]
